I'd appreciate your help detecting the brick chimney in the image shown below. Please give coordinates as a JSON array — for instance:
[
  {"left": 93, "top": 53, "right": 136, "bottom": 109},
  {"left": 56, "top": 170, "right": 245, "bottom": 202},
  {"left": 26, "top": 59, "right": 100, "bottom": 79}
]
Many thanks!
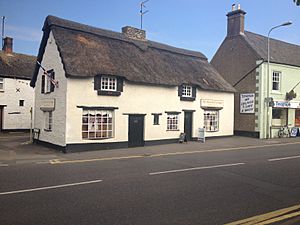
[
  {"left": 122, "top": 26, "right": 146, "bottom": 41},
  {"left": 2, "top": 37, "right": 13, "bottom": 53},
  {"left": 226, "top": 4, "right": 246, "bottom": 37}
]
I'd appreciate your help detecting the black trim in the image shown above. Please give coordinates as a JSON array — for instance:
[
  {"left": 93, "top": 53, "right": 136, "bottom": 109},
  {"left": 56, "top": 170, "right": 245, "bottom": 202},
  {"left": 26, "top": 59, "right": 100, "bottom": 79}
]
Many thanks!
[
  {"left": 123, "top": 113, "right": 146, "bottom": 116},
  {"left": 151, "top": 113, "right": 162, "bottom": 115},
  {"left": 77, "top": 106, "right": 118, "bottom": 110},
  {"left": 180, "top": 96, "right": 196, "bottom": 101},
  {"left": 165, "top": 111, "right": 181, "bottom": 114},
  {"left": 97, "top": 90, "right": 121, "bottom": 96},
  {"left": 182, "top": 109, "right": 196, "bottom": 112},
  {"left": 234, "top": 130, "right": 259, "bottom": 138}
]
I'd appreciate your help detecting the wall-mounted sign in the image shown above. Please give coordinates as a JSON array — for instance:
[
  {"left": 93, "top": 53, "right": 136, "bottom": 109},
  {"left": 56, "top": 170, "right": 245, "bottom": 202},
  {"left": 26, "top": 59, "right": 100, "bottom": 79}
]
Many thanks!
[
  {"left": 273, "top": 101, "right": 300, "bottom": 109},
  {"left": 40, "top": 98, "right": 55, "bottom": 111},
  {"left": 240, "top": 93, "right": 255, "bottom": 114},
  {"left": 201, "top": 99, "right": 224, "bottom": 109}
]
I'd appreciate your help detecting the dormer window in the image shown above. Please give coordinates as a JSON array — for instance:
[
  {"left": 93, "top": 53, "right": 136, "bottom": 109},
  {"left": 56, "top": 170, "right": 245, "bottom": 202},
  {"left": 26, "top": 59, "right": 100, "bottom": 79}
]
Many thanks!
[
  {"left": 182, "top": 85, "right": 192, "bottom": 97},
  {"left": 178, "top": 84, "right": 196, "bottom": 101},
  {"left": 101, "top": 76, "right": 117, "bottom": 91},
  {"left": 94, "top": 75, "right": 123, "bottom": 96}
]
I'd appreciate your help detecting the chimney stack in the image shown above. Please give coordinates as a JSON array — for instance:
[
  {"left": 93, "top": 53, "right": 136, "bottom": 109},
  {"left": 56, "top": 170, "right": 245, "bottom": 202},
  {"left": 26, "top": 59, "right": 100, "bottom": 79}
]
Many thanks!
[
  {"left": 226, "top": 4, "right": 246, "bottom": 37},
  {"left": 122, "top": 26, "right": 146, "bottom": 41},
  {"left": 2, "top": 37, "right": 13, "bottom": 53}
]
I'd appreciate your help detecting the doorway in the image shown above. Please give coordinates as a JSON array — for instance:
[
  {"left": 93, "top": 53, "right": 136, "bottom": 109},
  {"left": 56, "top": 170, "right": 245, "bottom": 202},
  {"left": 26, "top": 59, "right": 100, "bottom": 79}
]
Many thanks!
[
  {"left": 128, "top": 114, "right": 145, "bottom": 147},
  {"left": 184, "top": 111, "right": 193, "bottom": 141}
]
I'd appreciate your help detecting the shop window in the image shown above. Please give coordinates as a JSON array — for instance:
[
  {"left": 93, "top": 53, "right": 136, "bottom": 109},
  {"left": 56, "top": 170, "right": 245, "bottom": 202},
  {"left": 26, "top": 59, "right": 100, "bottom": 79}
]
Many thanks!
[
  {"left": 44, "top": 111, "right": 53, "bottom": 131},
  {"left": 167, "top": 113, "right": 179, "bottom": 130},
  {"left": 82, "top": 110, "right": 114, "bottom": 139},
  {"left": 204, "top": 110, "right": 219, "bottom": 132},
  {"left": 295, "top": 110, "right": 300, "bottom": 127},
  {"left": 272, "top": 71, "right": 281, "bottom": 91},
  {"left": 272, "top": 108, "right": 287, "bottom": 126}
]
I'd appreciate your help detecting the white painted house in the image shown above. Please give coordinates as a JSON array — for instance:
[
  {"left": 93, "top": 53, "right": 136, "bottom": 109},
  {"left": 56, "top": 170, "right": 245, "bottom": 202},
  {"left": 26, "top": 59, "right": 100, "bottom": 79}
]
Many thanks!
[
  {"left": 31, "top": 16, "right": 235, "bottom": 152},
  {"left": 0, "top": 37, "right": 35, "bottom": 132}
]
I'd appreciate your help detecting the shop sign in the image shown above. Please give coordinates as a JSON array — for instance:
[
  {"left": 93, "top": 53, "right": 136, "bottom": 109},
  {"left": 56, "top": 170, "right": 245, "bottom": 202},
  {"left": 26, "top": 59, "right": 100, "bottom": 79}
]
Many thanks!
[
  {"left": 273, "top": 101, "right": 300, "bottom": 109},
  {"left": 201, "top": 99, "right": 224, "bottom": 109},
  {"left": 240, "top": 93, "right": 255, "bottom": 114},
  {"left": 40, "top": 98, "right": 55, "bottom": 111}
]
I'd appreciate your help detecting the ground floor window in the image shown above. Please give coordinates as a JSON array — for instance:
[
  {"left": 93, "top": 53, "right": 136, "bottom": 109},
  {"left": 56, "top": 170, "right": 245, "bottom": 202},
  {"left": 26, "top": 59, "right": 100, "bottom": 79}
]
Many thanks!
[
  {"left": 295, "top": 110, "right": 300, "bottom": 127},
  {"left": 44, "top": 111, "right": 52, "bottom": 131},
  {"left": 204, "top": 110, "right": 219, "bottom": 132},
  {"left": 82, "top": 110, "right": 114, "bottom": 139},
  {"left": 272, "top": 108, "right": 287, "bottom": 126},
  {"left": 167, "top": 114, "right": 179, "bottom": 130}
]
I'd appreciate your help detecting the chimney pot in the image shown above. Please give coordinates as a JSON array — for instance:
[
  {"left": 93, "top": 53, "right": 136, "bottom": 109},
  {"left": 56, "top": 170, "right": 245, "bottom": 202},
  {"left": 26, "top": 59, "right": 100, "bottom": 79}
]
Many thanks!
[
  {"left": 232, "top": 4, "right": 236, "bottom": 11},
  {"left": 122, "top": 26, "right": 146, "bottom": 41},
  {"left": 2, "top": 37, "right": 13, "bottom": 53}
]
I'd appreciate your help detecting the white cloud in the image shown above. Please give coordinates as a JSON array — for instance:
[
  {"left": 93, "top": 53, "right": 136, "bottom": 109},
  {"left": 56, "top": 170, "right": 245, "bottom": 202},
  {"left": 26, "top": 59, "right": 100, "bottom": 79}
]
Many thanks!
[{"left": 5, "top": 24, "right": 42, "bottom": 42}]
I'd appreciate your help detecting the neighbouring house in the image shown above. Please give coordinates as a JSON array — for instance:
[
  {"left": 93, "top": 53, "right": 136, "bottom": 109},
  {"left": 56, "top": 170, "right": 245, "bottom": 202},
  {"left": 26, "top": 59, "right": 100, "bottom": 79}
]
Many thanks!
[
  {"left": 211, "top": 5, "right": 300, "bottom": 139},
  {"left": 0, "top": 37, "right": 36, "bottom": 132},
  {"left": 30, "top": 15, "right": 235, "bottom": 152}
]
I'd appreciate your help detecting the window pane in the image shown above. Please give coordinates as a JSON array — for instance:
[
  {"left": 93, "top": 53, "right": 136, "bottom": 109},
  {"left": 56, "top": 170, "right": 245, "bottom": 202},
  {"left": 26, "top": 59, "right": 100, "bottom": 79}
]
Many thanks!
[{"left": 82, "top": 110, "right": 114, "bottom": 139}]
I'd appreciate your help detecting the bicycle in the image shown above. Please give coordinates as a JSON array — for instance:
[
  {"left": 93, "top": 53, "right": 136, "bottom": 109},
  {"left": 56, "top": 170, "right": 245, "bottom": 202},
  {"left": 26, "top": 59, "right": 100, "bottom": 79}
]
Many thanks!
[{"left": 278, "top": 125, "right": 291, "bottom": 138}]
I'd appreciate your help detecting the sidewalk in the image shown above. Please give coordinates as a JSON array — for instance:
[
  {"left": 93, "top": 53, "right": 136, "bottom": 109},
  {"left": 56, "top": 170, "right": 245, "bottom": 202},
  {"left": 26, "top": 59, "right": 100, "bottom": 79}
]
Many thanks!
[{"left": 1, "top": 132, "right": 300, "bottom": 165}]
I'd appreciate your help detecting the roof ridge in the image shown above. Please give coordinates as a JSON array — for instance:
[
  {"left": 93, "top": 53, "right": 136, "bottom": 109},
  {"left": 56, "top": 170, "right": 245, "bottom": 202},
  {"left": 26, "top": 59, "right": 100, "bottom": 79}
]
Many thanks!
[{"left": 45, "top": 15, "right": 206, "bottom": 59}]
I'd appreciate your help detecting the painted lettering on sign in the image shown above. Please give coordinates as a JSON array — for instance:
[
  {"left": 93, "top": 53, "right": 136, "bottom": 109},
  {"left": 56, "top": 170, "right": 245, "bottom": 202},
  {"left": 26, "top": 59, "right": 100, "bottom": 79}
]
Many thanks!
[{"left": 240, "top": 93, "right": 255, "bottom": 114}]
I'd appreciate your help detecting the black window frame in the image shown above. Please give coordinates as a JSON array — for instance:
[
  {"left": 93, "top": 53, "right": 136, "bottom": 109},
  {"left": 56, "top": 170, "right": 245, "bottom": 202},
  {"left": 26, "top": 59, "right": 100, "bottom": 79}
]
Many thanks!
[
  {"left": 152, "top": 113, "right": 162, "bottom": 125},
  {"left": 178, "top": 84, "right": 196, "bottom": 101},
  {"left": 94, "top": 75, "right": 123, "bottom": 96}
]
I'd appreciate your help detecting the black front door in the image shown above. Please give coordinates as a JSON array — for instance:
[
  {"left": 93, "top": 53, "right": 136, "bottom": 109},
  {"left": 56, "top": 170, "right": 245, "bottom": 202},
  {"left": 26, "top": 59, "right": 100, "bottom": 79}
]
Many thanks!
[
  {"left": 128, "top": 115, "right": 145, "bottom": 147},
  {"left": 184, "top": 111, "right": 193, "bottom": 141}
]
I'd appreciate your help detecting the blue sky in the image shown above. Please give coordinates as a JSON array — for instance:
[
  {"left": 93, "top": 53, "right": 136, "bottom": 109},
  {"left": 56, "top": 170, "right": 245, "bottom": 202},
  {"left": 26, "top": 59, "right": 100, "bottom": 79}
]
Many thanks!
[{"left": 0, "top": 0, "right": 299, "bottom": 60}]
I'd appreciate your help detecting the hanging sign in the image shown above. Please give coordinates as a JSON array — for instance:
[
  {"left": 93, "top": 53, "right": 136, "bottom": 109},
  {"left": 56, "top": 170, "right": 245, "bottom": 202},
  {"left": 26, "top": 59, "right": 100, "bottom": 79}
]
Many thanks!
[{"left": 240, "top": 93, "right": 255, "bottom": 114}]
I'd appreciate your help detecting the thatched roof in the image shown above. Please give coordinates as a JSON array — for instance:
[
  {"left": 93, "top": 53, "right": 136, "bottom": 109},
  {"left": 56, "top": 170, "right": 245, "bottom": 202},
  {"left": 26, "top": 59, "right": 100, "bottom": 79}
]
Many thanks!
[
  {"left": 0, "top": 51, "right": 36, "bottom": 80},
  {"left": 31, "top": 15, "right": 235, "bottom": 92},
  {"left": 245, "top": 31, "right": 300, "bottom": 67}
]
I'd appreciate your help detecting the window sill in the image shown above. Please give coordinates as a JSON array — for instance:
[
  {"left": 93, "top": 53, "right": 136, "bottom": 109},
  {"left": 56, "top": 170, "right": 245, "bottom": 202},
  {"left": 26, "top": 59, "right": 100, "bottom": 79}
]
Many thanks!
[
  {"left": 180, "top": 96, "right": 195, "bottom": 101},
  {"left": 271, "top": 90, "right": 282, "bottom": 95},
  {"left": 44, "top": 129, "right": 52, "bottom": 132},
  {"left": 82, "top": 137, "right": 113, "bottom": 140},
  {"left": 166, "top": 129, "right": 180, "bottom": 131},
  {"left": 206, "top": 130, "right": 219, "bottom": 132},
  {"left": 97, "top": 90, "right": 121, "bottom": 96}
]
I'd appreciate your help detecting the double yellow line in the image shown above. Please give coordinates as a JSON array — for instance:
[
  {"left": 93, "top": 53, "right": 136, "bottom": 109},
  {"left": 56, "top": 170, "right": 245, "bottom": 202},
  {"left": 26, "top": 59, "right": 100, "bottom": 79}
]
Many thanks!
[{"left": 225, "top": 204, "right": 300, "bottom": 225}]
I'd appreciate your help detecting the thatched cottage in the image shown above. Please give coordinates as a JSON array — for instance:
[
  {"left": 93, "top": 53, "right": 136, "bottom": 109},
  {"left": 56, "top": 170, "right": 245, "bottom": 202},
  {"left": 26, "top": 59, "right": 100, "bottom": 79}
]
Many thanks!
[
  {"left": 30, "top": 15, "right": 235, "bottom": 152},
  {"left": 0, "top": 37, "right": 36, "bottom": 132}
]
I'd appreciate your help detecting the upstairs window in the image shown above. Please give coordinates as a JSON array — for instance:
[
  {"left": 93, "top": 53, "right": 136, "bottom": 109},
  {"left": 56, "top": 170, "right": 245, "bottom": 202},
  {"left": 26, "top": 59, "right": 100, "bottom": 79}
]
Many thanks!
[
  {"left": 272, "top": 71, "right": 281, "bottom": 91},
  {"left": 182, "top": 85, "right": 192, "bottom": 97},
  {"left": 101, "top": 76, "right": 117, "bottom": 91},
  {"left": 19, "top": 100, "right": 24, "bottom": 107},
  {"left": 41, "top": 69, "right": 55, "bottom": 94},
  {"left": 0, "top": 78, "right": 4, "bottom": 91},
  {"left": 94, "top": 75, "right": 123, "bottom": 96},
  {"left": 178, "top": 84, "right": 196, "bottom": 101}
]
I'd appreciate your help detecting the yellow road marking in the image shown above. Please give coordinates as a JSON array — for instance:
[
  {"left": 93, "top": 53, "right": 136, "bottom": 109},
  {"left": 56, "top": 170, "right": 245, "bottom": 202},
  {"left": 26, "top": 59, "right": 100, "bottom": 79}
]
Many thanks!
[
  {"left": 225, "top": 204, "right": 300, "bottom": 225},
  {"left": 49, "top": 141, "right": 300, "bottom": 165}
]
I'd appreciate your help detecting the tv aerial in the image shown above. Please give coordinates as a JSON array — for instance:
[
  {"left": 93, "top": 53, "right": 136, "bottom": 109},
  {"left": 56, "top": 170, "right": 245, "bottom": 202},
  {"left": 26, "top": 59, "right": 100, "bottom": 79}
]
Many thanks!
[{"left": 140, "top": 0, "right": 149, "bottom": 30}]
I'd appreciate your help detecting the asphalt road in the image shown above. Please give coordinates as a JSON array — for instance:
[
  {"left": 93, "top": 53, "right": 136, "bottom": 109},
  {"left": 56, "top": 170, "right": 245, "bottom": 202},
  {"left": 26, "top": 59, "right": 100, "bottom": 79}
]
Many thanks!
[{"left": 0, "top": 142, "right": 300, "bottom": 225}]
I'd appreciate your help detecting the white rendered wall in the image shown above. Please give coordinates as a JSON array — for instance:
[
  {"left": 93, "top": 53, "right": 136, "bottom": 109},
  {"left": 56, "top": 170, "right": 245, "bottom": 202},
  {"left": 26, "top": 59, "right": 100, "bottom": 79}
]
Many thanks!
[
  {"left": 33, "top": 31, "right": 67, "bottom": 146},
  {"left": 0, "top": 77, "right": 34, "bottom": 130},
  {"left": 66, "top": 78, "right": 234, "bottom": 144}
]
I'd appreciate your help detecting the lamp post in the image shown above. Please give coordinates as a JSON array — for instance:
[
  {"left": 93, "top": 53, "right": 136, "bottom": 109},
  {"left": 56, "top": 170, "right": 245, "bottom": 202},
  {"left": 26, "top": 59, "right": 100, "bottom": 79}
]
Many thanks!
[{"left": 266, "top": 21, "right": 292, "bottom": 139}]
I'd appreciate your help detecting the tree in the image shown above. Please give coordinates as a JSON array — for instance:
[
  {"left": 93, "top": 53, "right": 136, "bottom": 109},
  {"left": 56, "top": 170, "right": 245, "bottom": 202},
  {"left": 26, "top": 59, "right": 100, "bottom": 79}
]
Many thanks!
[{"left": 294, "top": 0, "right": 300, "bottom": 5}]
